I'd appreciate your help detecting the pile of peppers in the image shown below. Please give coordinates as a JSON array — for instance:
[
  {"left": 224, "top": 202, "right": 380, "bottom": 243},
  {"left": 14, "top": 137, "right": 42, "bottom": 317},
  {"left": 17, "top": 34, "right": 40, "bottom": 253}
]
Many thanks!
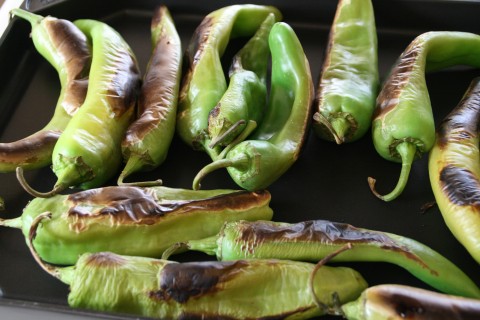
[{"left": 0, "top": 1, "right": 479, "bottom": 319}]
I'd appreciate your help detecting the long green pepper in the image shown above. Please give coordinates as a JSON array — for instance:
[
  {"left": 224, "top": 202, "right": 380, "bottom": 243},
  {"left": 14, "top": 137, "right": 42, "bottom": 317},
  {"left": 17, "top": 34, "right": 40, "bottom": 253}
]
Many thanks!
[
  {"left": 369, "top": 31, "right": 480, "bottom": 201},
  {"left": 312, "top": 0, "right": 379, "bottom": 144},
  {"left": 0, "top": 185, "right": 272, "bottom": 265},
  {"left": 194, "top": 22, "right": 314, "bottom": 191},
  {"left": 1, "top": 9, "right": 90, "bottom": 172},
  {"left": 118, "top": 6, "right": 182, "bottom": 186},
  {"left": 165, "top": 219, "right": 480, "bottom": 299},
  {"left": 207, "top": 13, "right": 274, "bottom": 148},
  {"left": 17, "top": 19, "right": 141, "bottom": 197},
  {"left": 176, "top": 4, "right": 282, "bottom": 155}
]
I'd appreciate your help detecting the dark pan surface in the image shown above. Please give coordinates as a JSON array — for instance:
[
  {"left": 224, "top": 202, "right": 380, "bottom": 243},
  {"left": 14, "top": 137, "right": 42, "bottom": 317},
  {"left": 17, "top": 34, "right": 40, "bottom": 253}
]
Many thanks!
[{"left": 0, "top": 0, "right": 479, "bottom": 318}]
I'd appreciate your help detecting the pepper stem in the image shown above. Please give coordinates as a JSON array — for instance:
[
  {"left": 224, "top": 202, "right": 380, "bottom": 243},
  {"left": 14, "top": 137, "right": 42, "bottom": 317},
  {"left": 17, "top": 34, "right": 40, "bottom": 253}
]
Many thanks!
[
  {"left": 368, "top": 141, "right": 417, "bottom": 202},
  {"left": 27, "top": 212, "right": 61, "bottom": 278},
  {"left": 10, "top": 8, "right": 43, "bottom": 26},
  {"left": 161, "top": 242, "right": 189, "bottom": 260},
  {"left": 208, "top": 119, "right": 247, "bottom": 149},
  {"left": 309, "top": 243, "right": 353, "bottom": 316},
  {"left": 0, "top": 216, "right": 23, "bottom": 229},
  {"left": 192, "top": 159, "right": 234, "bottom": 190},
  {"left": 117, "top": 156, "right": 163, "bottom": 187},
  {"left": 313, "top": 112, "right": 343, "bottom": 144},
  {"left": 218, "top": 120, "right": 257, "bottom": 159},
  {"left": 16, "top": 167, "right": 65, "bottom": 198}
]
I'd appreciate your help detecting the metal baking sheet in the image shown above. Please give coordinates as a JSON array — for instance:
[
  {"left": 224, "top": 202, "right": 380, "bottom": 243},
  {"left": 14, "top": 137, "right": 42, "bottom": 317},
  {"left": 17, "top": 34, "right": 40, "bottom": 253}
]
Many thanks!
[{"left": 0, "top": 0, "right": 479, "bottom": 318}]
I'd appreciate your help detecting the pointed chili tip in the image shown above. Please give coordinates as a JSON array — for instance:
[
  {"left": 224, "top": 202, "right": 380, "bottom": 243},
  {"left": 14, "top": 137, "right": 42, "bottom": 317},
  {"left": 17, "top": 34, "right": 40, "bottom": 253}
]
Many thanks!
[{"left": 16, "top": 167, "right": 64, "bottom": 198}]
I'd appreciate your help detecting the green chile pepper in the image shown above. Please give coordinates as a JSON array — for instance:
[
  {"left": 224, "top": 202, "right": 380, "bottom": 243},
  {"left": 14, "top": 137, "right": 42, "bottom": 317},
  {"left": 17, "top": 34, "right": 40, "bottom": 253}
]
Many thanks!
[
  {"left": 207, "top": 13, "right": 274, "bottom": 148},
  {"left": 17, "top": 18, "right": 141, "bottom": 197},
  {"left": 429, "top": 77, "right": 480, "bottom": 264},
  {"left": 312, "top": 0, "right": 379, "bottom": 144},
  {"left": 27, "top": 219, "right": 366, "bottom": 320},
  {"left": 176, "top": 4, "right": 282, "bottom": 155},
  {"left": 165, "top": 219, "right": 480, "bottom": 299},
  {"left": 0, "top": 185, "right": 272, "bottom": 265},
  {"left": 118, "top": 6, "right": 182, "bottom": 186},
  {"left": 341, "top": 284, "right": 480, "bottom": 320},
  {"left": 0, "top": 9, "right": 90, "bottom": 172},
  {"left": 369, "top": 31, "right": 480, "bottom": 202},
  {"left": 193, "top": 21, "right": 314, "bottom": 191}
]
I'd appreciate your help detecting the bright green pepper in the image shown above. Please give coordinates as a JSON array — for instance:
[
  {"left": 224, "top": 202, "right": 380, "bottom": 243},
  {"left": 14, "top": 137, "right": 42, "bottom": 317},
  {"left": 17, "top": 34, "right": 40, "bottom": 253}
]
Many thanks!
[
  {"left": 118, "top": 6, "right": 182, "bottom": 186},
  {"left": 27, "top": 222, "right": 366, "bottom": 319},
  {"left": 17, "top": 18, "right": 141, "bottom": 197},
  {"left": 341, "top": 284, "right": 480, "bottom": 320},
  {"left": 193, "top": 21, "right": 314, "bottom": 191},
  {"left": 176, "top": 4, "right": 282, "bottom": 156},
  {"left": 0, "top": 185, "right": 272, "bottom": 265},
  {"left": 164, "top": 219, "right": 480, "bottom": 299},
  {"left": 0, "top": 9, "right": 90, "bottom": 172},
  {"left": 207, "top": 13, "right": 274, "bottom": 148},
  {"left": 429, "top": 77, "right": 480, "bottom": 264},
  {"left": 312, "top": 0, "right": 379, "bottom": 144},
  {"left": 369, "top": 31, "right": 480, "bottom": 201}
]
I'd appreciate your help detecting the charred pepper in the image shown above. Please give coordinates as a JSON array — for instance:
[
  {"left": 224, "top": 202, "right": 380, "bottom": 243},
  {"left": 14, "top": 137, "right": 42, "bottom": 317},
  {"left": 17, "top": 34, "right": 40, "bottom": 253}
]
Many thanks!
[
  {"left": 17, "top": 18, "right": 140, "bottom": 197},
  {"left": 193, "top": 21, "right": 314, "bottom": 191},
  {"left": 0, "top": 185, "right": 272, "bottom": 265},
  {"left": 164, "top": 219, "right": 480, "bottom": 299},
  {"left": 313, "top": 0, "right": 379, "bottom": 144},
  {"left": 369, "top": 31, "right": 480, "bottom": 201},
  {"left": 118, "top": 6, "right": 182, "bottom": 186},
  {"left": 429, "top": 77, "right": 480, "bottom": 264},
  {"left": 0, "top": 9, "right": 90, "bottom": 172}
]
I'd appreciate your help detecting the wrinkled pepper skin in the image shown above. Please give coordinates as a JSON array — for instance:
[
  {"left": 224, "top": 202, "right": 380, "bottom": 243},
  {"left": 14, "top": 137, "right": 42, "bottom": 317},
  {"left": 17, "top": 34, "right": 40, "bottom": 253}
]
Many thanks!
[
  {"left": 0, "top": 186, "right": 272, "bottom": 264},
  {"left": 428, "top": 77, "right": 480, "bottom": 264},
  {"left": 193, "top": 22, "right": 314, "bottom": 191},
  {"left": 207, "top": 13, "right": 274, "bottom": 148},
  {"left": 47, "top": 19, "right": 140, "bottom": 193},
  {"left": 370, "top": 31, "right": 480, "bottom": 202},
  {"left": 176, "top": 4, "right": 282, "bottom": 153},
  {"left": 118, "top": 6, "right": 182, "bottom": 185},
  {"left": 43, "top": 252, "right": 367, "bottom": 319},
  {"left": 313, "top": 0, "right": 379, "bottom": 144},
  {"left": 175, "top": 219, "right": 480, "bottom": 299},
  {"left": 341, "top": 284, "right": 480, "bottom": 320},
  {"left": 0, "top": 9, "right": 90, "bottom": 172}
]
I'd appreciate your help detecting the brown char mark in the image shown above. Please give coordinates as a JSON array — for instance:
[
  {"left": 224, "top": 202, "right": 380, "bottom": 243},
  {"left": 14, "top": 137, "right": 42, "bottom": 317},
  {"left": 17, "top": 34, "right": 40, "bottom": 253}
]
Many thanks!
[
  {"left": 0, "top": 130, "right": 60, "bottom": 163},
  {"left": 373, "top": 40, "right": 421, "bottom": 119},
  {"left": 374, "top": 286, "right": 480, "bottom": 319},
  {"left": 151, "top": 260, "right": 247, "bottom": 303},
  {"left": 83, "top": 252, "right": 128, "bottom": 268},
  {"left": 437, "top": 78, "right": 480, "bottom": 148},
  {"left": 440, "top": 165, "right": 480, "bottom": 208},
  {"left": 67, "top": 187, "right": 268, "bottom": 224}
]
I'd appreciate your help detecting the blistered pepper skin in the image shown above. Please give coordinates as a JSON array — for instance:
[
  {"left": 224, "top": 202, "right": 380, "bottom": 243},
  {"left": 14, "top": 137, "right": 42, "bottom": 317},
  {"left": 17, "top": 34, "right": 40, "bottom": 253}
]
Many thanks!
[
  {"left": 118, "top": 6, "right": 182, "bottom": 184},
  {"left": 313, "top": 0, "right": 379, "bottom": 144},
  {"left": 342, "top": 284, "right": 480, "bottom": 320},
  {"left": 429, "top": 77, "right": 480, "bottom": 264},
  {"left": 178, "top": 219, "right": 480, "bottom": 299},
  {"left": 0, "top": 186, "right": 273, "bottom": 264},
  {"left": 44, "top": 252, "right": 367, "bottom": 319},
  {"left": 0, "top": 9, "right": 90, "bottom": 172}
]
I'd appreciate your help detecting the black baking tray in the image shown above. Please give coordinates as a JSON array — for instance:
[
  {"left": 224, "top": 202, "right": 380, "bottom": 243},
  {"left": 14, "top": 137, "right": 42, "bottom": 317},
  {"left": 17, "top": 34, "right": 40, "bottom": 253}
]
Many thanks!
[{"left": 1, "top": 0, "right": 480, "bottom": 319}]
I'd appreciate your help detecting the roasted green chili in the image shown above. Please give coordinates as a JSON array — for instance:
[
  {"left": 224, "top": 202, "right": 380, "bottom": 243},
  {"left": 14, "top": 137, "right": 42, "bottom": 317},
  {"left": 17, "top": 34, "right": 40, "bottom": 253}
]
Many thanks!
[
  {"left": 164, "top": 219, "right": 480, "bottom": 299},
  {"left": 17, "top": 18, "right": 140, "bottom": 197},
  {"left": 312, "top": 0, "right": 379, "bottom": 144},
  {"left": 176, "top": 4, "right": 282, "bottom": 155},
  {"left": 118, "top": 6, "right": 182, "bottom": 186},
  {"left": 0, "top": 9, "right": 90, "bottom": 172},
  {"left": 369, "top": 31, "right": 480, "bottom": 201},
  {"left": 429, "top": 77, "right": 480, "bottom": 264},
  {"left": 28, "top": 215, "right": 367, "bottom": 319},
  {"left": 207, "top": 13, "right": 274, "bottom": 148},
  {"left": 0, "top": 185, "right": 272, "bottom": 265},
  {"left": 193, "top": 21, "right": 314, "bottom": 191},
  {"left": 341, "top": 284, "right": 480, "bottom": 320}
]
